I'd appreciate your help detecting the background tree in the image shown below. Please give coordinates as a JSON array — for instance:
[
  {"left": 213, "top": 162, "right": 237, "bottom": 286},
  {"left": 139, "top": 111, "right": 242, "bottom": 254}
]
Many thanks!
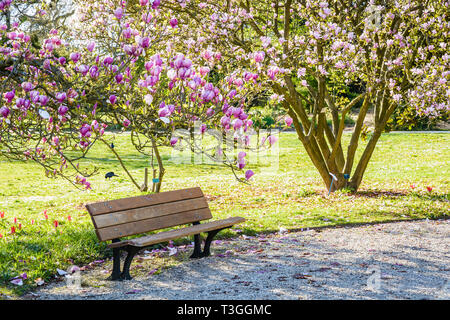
[
  {"left": 163, "top": 0, "right": 449, "bottom": 192},
  {"left": 0, "top": 0, "right": 259, "bottom": 191},
  {"left": 69, "top": 0, "right": 264, "bottom": 192}
]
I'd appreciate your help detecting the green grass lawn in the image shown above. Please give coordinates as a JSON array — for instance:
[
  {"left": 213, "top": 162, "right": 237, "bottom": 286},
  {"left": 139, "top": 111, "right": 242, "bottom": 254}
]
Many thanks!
[{"left": 0, "top": 131, "right": 449, "bottom": 296}]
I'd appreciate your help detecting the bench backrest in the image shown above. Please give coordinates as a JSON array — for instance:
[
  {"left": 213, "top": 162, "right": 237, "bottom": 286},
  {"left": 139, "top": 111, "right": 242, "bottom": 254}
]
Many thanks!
[{"left": 86, "top": 187, "right": 212, "bottom": 241}]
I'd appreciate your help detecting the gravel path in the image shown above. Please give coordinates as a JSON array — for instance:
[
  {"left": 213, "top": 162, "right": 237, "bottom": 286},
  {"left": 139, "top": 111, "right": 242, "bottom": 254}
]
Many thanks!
[{"left": 28, "top": 219, "right": 449, "bottom": 300}]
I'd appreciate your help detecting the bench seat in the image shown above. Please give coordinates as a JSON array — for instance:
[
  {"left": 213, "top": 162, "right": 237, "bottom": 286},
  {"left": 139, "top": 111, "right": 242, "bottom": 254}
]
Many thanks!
[
  {"left": 86, "top": 187, "right": 245, "bottom": 280},
  {"left": 108, "top": 216, "right": 245, "bottom": 248}
]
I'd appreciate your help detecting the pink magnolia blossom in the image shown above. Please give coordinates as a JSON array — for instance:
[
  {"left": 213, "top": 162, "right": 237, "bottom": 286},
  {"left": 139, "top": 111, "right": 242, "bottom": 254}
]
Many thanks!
[
  {"left": 206, "top": 108, "right": 214, "bottom": 117},
  {"left": 87, "top": 41, "right": 95, "bottom": 52},
  {"left": 21, "top": 82, "right": 34, "bottom": 92},
  {"left": 254, "top": 51, "right": 265, "bottom": 62},
  {"left": 138, "top": 37, "right": 150, "bottom": 48},
  {"left": 39, "top": 95, "right": 49, "bottom": 106},
  {"left": 69, "top": 52, "right": 81, "bottom": 63},
  {"left": 170, "top": 137, "right": 178, "bottom": 146},
  {"left": 114, "top": 7, "right": 123, "bottom": 20},
  {"left": 103, "top": 57, "right": 113, "bottom": 65},
  {"left": 58, "top": 105, "right": 69, "bottom": 116},
  {"left": 115, "top": 73, "right": 123, "bottom": 83},
  {"left": 79, "top": 124, "right": 91, "bottom": 137},
  {"left": 237, "top": 158, "right": 246, "bottom": 169},
  {"left": 285, "top": 116, "right": 293, "bottom": 127},
  {"left": 109, "top": 95, "right": 117, "bottom": 105},
  {"left": 268, "top": 135, "right": 278, "bottom": 146},
  {"left": 170, "top": 18, "right": 178, "bottom": 28},
  {"left": 0, "top": 106, "right": 10, "bottom": 118},
  {"left": 232, "top": 119, "right": 243, "bottom": 130},
  {"left": 245, "top": 170, "right": 254, "bottom": 180},
  {"left": 55, "top": 92, "right": 67, "bottom": 103},
  {"left": 4, "top": 90, "right": 15, "bottom": 103},
  {"left": 220, "top": 115, "right": 231, "bottom": 127},
  {"left": 151, "top": 0, "right": 160, "bottom": 9},
  {"left": 122, "top": 28, "right": 132, "bottom": 39}
]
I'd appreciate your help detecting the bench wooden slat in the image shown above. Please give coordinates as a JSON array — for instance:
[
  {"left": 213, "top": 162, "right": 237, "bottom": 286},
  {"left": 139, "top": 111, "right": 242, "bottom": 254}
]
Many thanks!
[
  {"left": 93, "top": 197, "right": 210, "bottom": 229},
  {"left": 96, "top": 207, "right": 212, "bottom": 241},
  {"left": 86, "top": 187, "right": 204, "bottom": 216},
  {"left": 108, "top": 217, "right": 246, "bottom": 248}
]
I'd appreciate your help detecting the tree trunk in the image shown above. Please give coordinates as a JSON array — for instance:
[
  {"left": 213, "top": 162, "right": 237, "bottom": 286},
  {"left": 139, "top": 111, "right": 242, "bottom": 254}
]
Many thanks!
[
  {"left": 284, "top": 90, "right": 386, "bottom": 193},
  {"left": 348, "top": 129, "right": 382, "bottom": 190},
  {"left": 328, "top": 173, "right": 349, "bottom": 192},
  {"left": 151, "top": 138, "right": 165, "bottom": 193}
]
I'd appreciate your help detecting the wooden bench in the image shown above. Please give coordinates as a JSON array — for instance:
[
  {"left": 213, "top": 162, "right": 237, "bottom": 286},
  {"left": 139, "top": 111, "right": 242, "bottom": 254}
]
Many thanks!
[{"left": 86, "top": 187, "right": 245, "bottom": 280}]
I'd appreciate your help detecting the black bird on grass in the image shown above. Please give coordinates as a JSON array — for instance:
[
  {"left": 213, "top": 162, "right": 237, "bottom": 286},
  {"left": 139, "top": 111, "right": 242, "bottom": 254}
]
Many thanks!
[{"left": 105, "top": 172, "right": 119, "bottom": 179}]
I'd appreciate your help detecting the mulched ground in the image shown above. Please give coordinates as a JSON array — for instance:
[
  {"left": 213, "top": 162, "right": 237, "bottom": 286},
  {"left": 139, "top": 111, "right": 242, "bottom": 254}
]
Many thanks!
[{"left": 24, "top": 219, "right": 449, "bottom": 300}]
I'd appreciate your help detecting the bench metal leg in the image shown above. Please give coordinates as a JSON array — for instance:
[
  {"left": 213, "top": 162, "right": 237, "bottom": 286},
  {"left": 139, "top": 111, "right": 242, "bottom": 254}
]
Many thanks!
[
  {"left": 108, "top": 240, "right": 140, "bottom": 281},
  {"left": 108, "top": 239, "right": 122, "bottom": 281},
  {"left": 190, "top": 222, "right": 203, "bottom": 259},
  {"left": 190, "top": 233, "right": 203, "bottom": 259},
  {"left": 202, "top": 229, "right": 221, "bottom": 257},
  {"left": 189, "top": 228, "right": 226, "bottom": 259},
  {"left": 120, "top": 247, "right": 139, "bottom": 280},
  {"left": 110, "top": 247, "right": 122, "bottom": 280}
]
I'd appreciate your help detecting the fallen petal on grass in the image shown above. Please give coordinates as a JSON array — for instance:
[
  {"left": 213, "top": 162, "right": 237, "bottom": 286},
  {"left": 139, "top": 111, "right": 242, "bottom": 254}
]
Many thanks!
[
  {"left": 56, "top": 268, "right": 67, "bottom": 276},
  {"left": 10, "top": 279, "right": 23, "bottom": 286}
]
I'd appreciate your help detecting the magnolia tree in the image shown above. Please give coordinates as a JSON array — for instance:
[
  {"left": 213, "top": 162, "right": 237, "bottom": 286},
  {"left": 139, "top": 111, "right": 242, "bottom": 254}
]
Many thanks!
[
  {"left": 67, "top": 0, "right": 269, "bottom": 192},
  {"left": 105, "top": 51, "right": 265, "bottom": 191},
  {"left": 163, "top": 0, "right": 449, "bottom": 192},
  {"left": 0, "top": 0, "right": 261, "bottom": 190},
  {"left": 0, "top": 0, "right": 75, "bottom": 33}
]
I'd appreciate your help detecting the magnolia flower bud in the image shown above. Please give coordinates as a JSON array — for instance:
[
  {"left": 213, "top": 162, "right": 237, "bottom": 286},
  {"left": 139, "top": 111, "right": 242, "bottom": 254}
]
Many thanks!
[
  {"left": 170, "top": 18, "right": 178, "bottom": 28},
  {"left": 170, "top": 137, "right": 178, "bottom": 146},
  {"left": 87, "top": 41, "right": 95, "bottom": 52},
  {"left": 285, "top": 116, "right": 293, "bottom": 127},
  {"left": 114, "top": 7, "right": 123, "bottom": 20},
  {"left": 109, "top": 95, "right": 117, "bottom": 105},
  {"left": 254, "top": 51, "right": 265, "bottom": 62},
  {"left": 245, "top": 170, "right": 254, "bottom": 180},
  {"left": 70, "top": 52, "right": 81, "bottom": 63},
  {"left": 58, "top": 105, "right": 68, "bottom": 116},
  {"left": 232, "top": 118, "right": 243, "bottom": 130},
  {"left": 0, "top": 106, "right": 10, "bottom": 118}
]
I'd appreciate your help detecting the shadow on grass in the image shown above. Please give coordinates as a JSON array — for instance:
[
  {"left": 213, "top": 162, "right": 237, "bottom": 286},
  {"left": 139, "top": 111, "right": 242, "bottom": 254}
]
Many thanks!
[
  {"left": 233, "top": 209, "right": 449, "bottom": 238},
  {"left": 353, "top": 190, "right": 410, "bottom": 198},
  {"left": 351, "top": 190, "right": 449, "bottom": 201}
]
